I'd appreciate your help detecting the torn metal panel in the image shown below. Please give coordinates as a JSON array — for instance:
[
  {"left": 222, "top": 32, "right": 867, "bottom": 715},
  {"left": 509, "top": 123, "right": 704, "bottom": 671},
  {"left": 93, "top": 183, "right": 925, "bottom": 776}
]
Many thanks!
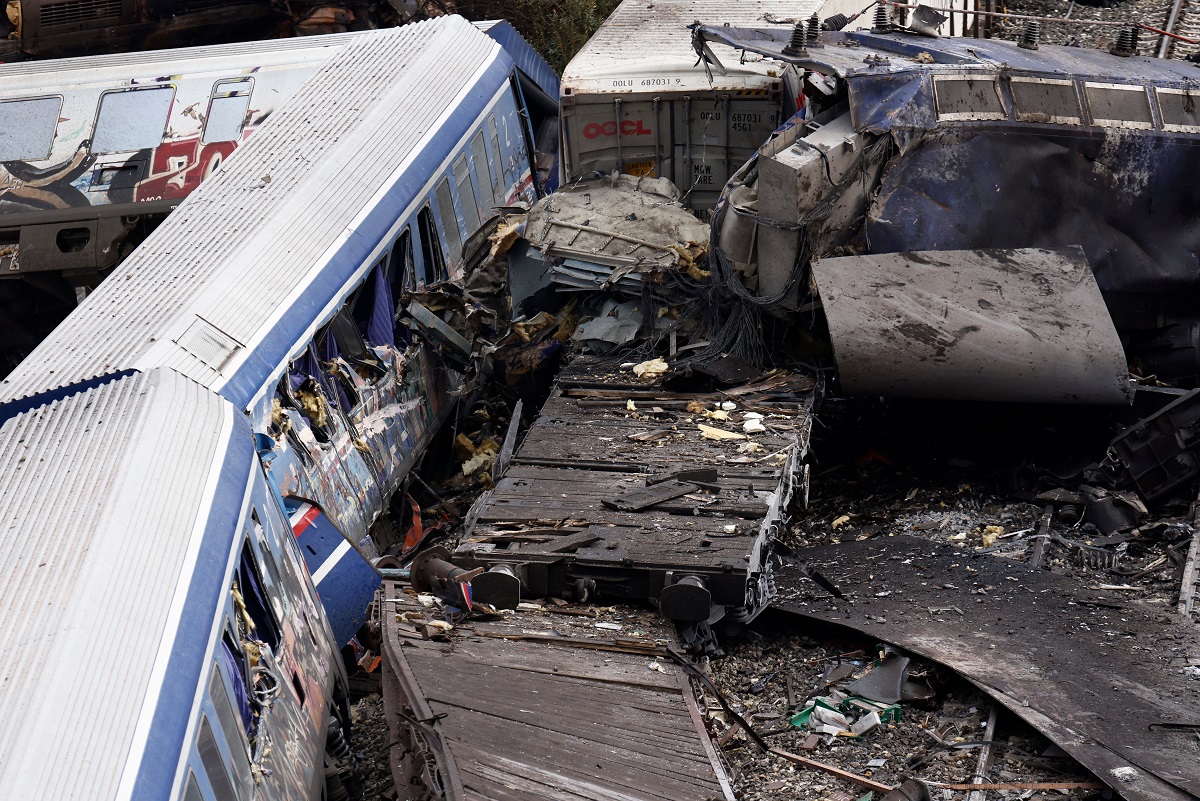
[
  {"left": 380, "top": 581, "right": 736, "bottom": 801},
  {"left": 523, "top": 174, "right": 710, "bottom": 296},
  {"left": 1110, "top": 390, "right": 1200, "bottom": 502},
  {"left": 862, "top": 129, "right": 1200, "bottom": 329},
  {"left": 775, "top": 536, "right": 1200, "bottom": 801},
  {"left": 811, "top": 247, "right": 1133, "bottom": 404}
]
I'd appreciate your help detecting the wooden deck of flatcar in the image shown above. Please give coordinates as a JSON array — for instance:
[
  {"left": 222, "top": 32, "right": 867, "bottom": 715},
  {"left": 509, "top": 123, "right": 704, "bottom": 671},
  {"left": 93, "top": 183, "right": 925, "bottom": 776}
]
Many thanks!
[
  {"left": 379, "top": 581, "right": 735, "bottom": 801},
  {"left": 455, "top": 358, "right": 817, "bottom": 630}
]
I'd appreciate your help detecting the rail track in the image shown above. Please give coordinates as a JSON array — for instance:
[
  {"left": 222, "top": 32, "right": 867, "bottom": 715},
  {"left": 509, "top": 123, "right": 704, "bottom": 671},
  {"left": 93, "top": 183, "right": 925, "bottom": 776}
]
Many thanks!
[{"left": 1162, "top": 0, "right": 1200, "bottom": 57}]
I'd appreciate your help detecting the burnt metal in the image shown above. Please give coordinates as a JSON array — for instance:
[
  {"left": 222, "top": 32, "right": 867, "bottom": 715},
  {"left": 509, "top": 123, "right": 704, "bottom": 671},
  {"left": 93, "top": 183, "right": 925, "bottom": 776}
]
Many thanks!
[
  {"left": 845, "top": 652, "right": 910, "bottom": 704},
  {"left": 812, "top": 248, "right": 1131, "bottom": 404},
  {"left": 1084, "top": 492, "right": 1142, "bottom": 534},
  {"left": 1110, "top": 389, "right": 1200, "bottom": 504},
  {"left": 776, "top": 536, "right": 1200, "bottom": 801},
  {"left": 659, "top": 575, "right": 712, "bottom": 622}
]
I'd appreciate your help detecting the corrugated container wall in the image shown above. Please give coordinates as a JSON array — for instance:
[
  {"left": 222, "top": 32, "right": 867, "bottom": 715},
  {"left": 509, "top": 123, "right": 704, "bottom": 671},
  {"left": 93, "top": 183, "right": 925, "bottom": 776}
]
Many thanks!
[{"left": 560, "top": 0, "right": 821, "bottom": 210}]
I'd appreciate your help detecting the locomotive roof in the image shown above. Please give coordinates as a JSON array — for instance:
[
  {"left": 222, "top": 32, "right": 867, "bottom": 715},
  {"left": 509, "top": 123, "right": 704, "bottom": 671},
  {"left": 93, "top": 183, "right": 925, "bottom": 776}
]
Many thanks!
[{"left": 560, "top": 0, "right": 821, "bottom": 93}]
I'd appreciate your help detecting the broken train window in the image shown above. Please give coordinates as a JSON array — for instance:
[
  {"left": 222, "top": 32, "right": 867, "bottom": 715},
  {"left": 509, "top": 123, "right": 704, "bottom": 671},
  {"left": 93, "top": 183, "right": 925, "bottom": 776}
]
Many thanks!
[
  {"left": 350, "top": 257, "right": 396, "bottom": 349},
  {"left": 203, "top": 79, "right": 253, "bottom": 145},
  {"left": 434, "top": 177, "right": 463, "bottom": 269},
  {"left": 277, "top": 344, "right": 336, "bottom": 445},
  {"left": 390, "top": 227, "right": 416, "bottom": 296},
  {"left": 416, "top": 203, "right": 446, "bottom": 285},
  {"left": 234, "top": 539, "right": 281, "bottom": 652},
  {"left": 326, "top": 308, "right": 386, "bottom": 402}
]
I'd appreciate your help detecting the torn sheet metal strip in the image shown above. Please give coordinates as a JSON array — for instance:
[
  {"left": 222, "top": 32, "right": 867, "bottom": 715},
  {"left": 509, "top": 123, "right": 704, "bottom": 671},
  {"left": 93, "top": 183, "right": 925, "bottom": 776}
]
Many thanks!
[
  {"left": 811, "top": 247, "right": 1132, "bottom": 404},
  {"left": 774, "top": 537, "right": 1200, "bottom": 801}
]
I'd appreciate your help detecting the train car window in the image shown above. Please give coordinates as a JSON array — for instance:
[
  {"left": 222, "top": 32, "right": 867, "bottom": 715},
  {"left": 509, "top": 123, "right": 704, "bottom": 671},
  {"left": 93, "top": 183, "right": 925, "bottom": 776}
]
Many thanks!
[
  {"left": 0, "top": 96, "right": 62, "bottom": 162},
  {"left": 453, "top": 155, "right": 482, "bottom": 233},
  {"left": 416, "top": 205, "right": 446, "bottom": 284},
  {"left": 279, "top": 367, "right": 332, "bottom": 446},
  {"left": 352, "top": 260, "right": 396, "bottom": 348},
  {"left": 203, "top": 80, "right": 253, "bottom": 145},
  {"left": 471, "top": 131, "right": 500, "bottom": 212},
  {"left": 391, "top": 228, "right": 415, "bottom": 293},
  {"left": 92, "top": 87, "right": 176, "bottom": 153},
  {"left": 488, "top": 114, "right": 507, "bottom": 200},
  {"left": 1084, "top": 82, "right": 1153, "bottom": 129},
  {"left": 236, "top": 541, "right": 281, "bottom": 651},
  {"left": 1158, "top": 87, "right": 1200, "bottom": 133},
  {"left": 330, "top": 308, "right": 385, "bottom": 385},
  {"left": 317, "top": 328, "right": 357, "bottom": 410},
  {"left": 183, "top": 773, "right": 203, "bottom": 801},
  {"left": 197, "top": 715, "right": 239, "bottom": 801},
  {"left": 208, "top": 669, "right": 252, "bottom": 790},
  {"left": 220, "top": 632, "right": 254, "bottom": 733},
  {"left": 434, "top": 178, "right": 463, "bottom": 268},
  {"left": 1010, "top": 77, "right": 1082, "bottom": 125},
  {"left": 393, "top": 227, "right": 417, "bottom": 303},
  {"left": 250, "top": 512, "right": 287, "bottom": 624}
]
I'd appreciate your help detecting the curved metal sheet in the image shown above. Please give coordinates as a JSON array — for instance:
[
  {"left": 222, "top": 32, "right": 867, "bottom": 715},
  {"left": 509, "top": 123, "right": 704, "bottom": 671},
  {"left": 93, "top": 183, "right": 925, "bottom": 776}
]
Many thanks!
[{"left": 812, "top": 246, "right": 1133, "bottom": 404}]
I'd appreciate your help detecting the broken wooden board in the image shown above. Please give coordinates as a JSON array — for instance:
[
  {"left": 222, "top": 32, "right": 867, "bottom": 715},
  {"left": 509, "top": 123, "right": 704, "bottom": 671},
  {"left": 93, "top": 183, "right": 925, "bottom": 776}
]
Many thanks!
[
  {"left": 774, "top": 536, "right": 1200, "bottom": 801},
  {"left": 455, "top": 357, "right": 817, "bottom": 626},
  {"left": 602, "top": 479, "right": 700, "bottom": 512},
  {"left": 380, "top": 581, "right": 735, "bottom": 801}
]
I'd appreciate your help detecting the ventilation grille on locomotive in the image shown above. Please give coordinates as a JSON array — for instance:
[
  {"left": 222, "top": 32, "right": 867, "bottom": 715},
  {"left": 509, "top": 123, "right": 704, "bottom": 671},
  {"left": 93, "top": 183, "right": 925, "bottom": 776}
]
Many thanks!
[{"left": 40, "top": 0, "right": 124, "bottom": 27}]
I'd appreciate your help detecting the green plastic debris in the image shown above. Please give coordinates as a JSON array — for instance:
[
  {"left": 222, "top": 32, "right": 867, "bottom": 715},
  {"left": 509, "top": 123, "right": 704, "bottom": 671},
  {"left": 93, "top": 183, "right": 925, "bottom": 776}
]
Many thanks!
[
  {"left": 788, "top": 696, "right": 842, "bottom": 728},
  {"left": 841, "top": 695, "right": 902, "bottom": 724}
]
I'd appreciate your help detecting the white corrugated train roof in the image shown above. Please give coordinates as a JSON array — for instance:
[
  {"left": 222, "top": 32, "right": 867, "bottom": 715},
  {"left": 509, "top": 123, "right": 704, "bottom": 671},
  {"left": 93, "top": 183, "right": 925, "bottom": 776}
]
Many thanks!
[
  {"left": 0, "top": 16, "right": 503, "bottom": 407},
  {"left": 561, "top": 0, "right": 821, "bottom": 91},
  {"left": 0, "top": 368, "right": 240, "bottom": 800}
]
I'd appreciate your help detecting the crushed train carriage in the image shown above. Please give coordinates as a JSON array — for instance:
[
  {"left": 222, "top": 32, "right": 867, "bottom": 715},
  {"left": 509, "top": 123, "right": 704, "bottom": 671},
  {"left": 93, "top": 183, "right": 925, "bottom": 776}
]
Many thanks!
[
  {"left": 689, "top": 21, "right": 1200, "bottom": 402},
  {"left": 0, "top": 16, "right": 559, "bottom": 801}
]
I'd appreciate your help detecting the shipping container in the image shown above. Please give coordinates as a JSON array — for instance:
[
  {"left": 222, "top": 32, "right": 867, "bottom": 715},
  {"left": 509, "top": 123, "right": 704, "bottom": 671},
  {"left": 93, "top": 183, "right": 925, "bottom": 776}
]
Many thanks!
[{"left": 559, "top": 0, "right": 822, "bottom": 211}]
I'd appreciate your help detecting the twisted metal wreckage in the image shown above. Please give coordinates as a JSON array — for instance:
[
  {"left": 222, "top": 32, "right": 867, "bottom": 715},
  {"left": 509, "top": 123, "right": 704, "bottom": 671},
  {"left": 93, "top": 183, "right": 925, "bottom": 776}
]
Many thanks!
[{"left": 374, "top": 14, "right": 1200, "bottom": 801}]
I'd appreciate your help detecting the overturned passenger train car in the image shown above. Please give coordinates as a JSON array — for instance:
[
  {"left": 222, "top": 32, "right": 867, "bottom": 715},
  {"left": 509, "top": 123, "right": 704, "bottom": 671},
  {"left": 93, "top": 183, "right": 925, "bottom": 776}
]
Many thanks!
[{"left": 0, "top": 16, "right": 557, "bottom": 801}]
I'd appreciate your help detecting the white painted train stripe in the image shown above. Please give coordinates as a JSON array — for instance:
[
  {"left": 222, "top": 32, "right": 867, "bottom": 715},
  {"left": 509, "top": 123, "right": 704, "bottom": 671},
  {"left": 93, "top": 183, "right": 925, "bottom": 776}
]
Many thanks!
[
  {"left": 116, "top": 404, "right": 238, "bottom": 801},
  {"left": 312, "top": 539, "right": 353, "bottom": 586}
]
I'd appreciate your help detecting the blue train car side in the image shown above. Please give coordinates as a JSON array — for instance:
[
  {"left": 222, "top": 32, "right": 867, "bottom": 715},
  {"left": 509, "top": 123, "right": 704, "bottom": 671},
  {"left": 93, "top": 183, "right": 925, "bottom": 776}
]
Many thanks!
[
  {"left": 0, "top": 17, "right": 556, "bottom": 640},
  {"left": 0, "top": 17, "right": 559, "bottom": 801},
  {"left": 0, "top": 369, "right": 348, "bottom": 801}
]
